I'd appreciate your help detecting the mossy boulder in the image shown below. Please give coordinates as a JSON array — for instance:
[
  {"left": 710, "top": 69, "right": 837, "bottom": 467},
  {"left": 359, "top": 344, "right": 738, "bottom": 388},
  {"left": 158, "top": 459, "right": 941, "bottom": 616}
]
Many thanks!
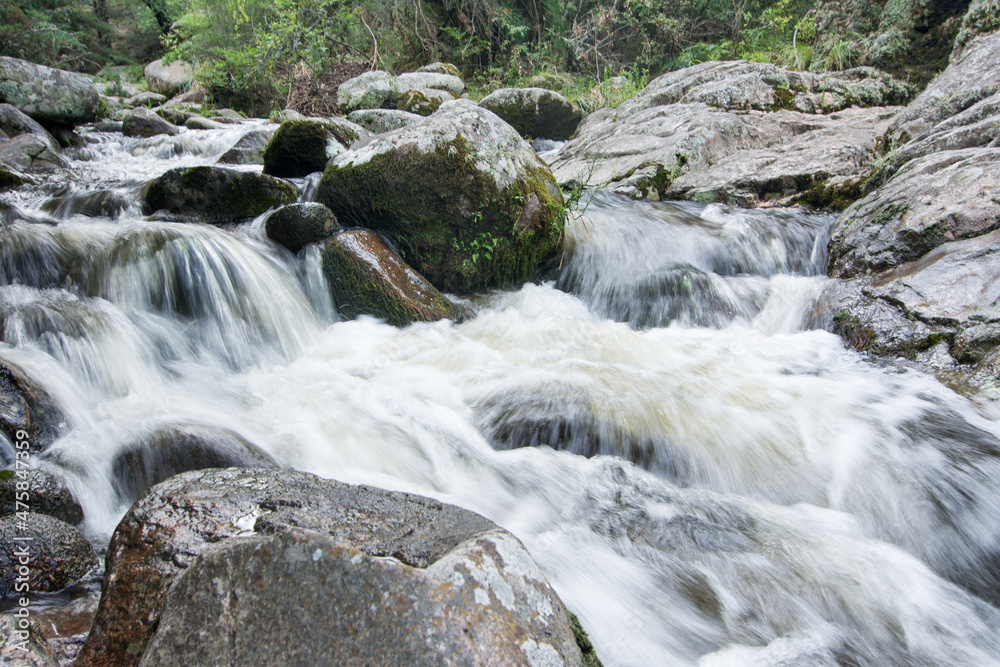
[
  {"left": 953, "top": 0, "right": 1000, "bottom": 60},
  {"left": 322, "top": 228, "right": 461, "bottom": 326},
  {"left": 417, "top": 62, "right": 462, "bottom": 77},
  {"left": 315, "top": 102, "right": 564, "bottom": 292},
  {"left": 397, "top": 88, "right": 454, "bottom": 116},
  {"left": 479, "top": 87, "right": 583, "bottom": 140},
  {"left": 0, "top": 165, "right": 27, "bottom": 191},
  {"left": 262, "top": 118, "right": 370, "bottom": 178},
  {"left": 347, "top": 108, "right": 425, "bottom": 134},
  {"left": 337, "top": 70, "right": 466, "bottom": 113},
  {"left": 0, "top": 56, "right": 99, "bottom": 125},
  {"left": 265, "top": 202, "right": 341, "bottom": 253},
  {"left": 143, "top": 166, "right": 297, "bottom": 224}
]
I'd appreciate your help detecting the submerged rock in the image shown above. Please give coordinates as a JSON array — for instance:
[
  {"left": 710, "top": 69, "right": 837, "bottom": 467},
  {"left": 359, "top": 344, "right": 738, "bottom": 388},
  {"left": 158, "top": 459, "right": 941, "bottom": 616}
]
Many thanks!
[
  {"left": 316, "top": 102, "right": 564, "bottom": 292},
  {"left": 76, "top": 468, "right": 583, "bottom": 667},
  {"left": 479, "top": 87, "right": 583, "bottom": 140},
  {"left": 321, "top": 228, "right": 461, "bottom": 326},
  {"left": 265, "top": 202, "right": 340, "bottom": 253},
  {"left": 0, "top": 469, "right": 83, "bottom": 525},
  {"left": 143, "top": 59, "right": 194, "bottom": 98},
  {"left": 111, "top": 423, "right": 278, "bottom": 504},
  {"left": 262, "top": 118, "right": 370, "bottom": 178},
  {"left": 121, "top": 108, "right": 180, "bottom": 138},
  {"left": 0, "top": 57, "right": 100, "bottom": 125},
  {"left": 216, "top": 126, "right": 276, "bottom": 165},
  {"left": 0, "top": 513, "right": 96, "bottom": 596},
  {"left": 142, "top": 166, "right": 297, "bottom": 224}
]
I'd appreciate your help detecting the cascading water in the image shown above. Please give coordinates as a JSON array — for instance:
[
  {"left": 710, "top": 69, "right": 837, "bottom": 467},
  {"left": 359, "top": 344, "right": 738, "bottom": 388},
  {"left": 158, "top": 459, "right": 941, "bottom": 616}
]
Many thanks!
[{"left": 2, "top": 123, "right": 1000, "bottom": 666}]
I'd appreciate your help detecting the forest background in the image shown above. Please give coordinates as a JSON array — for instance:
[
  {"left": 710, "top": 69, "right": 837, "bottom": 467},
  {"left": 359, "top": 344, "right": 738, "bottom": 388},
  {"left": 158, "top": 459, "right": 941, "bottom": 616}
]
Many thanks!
[{"left": 0, "top": 0, "right": 978, "bottom": 116}]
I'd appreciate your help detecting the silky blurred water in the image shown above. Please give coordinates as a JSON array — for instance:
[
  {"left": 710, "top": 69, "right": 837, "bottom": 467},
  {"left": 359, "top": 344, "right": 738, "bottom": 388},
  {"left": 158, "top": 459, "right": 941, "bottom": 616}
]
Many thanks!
[{"left": 1, "top": 124, "right": 999, "bottom": 665}]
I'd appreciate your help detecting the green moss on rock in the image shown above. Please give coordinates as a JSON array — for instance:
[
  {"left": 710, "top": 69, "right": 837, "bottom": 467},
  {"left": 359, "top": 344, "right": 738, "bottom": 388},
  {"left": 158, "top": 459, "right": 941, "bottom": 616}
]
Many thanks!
[
  {"left": 321, "top": 229, "right": 460, "bottom": 326},
  {"left": 316, "top": 131, "right": 563, "bottom": 293},
  {"left": 0, "top": 166, "right": 26, "bottom": 191},
  {"left": 143, "top": 166, "right": 297, "bottom": 224},
  {"left": 569, "top": 613, "right": 603, "bottom": 667},
  {"left": 263, "top": 119, "right": 366, "bottom": 178},
  {"left": 790, "top": 177, "right": 865, "bottom": 211}
]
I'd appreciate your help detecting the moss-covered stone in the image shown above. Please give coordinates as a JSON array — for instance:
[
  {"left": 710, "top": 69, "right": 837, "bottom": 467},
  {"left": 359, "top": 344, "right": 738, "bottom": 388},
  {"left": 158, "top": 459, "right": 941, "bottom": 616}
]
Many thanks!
[
  {"left": 263, "top": 118, "right": 368, "bottom": 178},
  {"left": 143, "top": 166, "right": 297, "bottom": 224},
  {"left": 322, "top": 229, "right": 461, "bottom": 326},
  {"left": 790, "top": 176, "right": 865, "bottom": 211},
  {"left": 0, "top": 56, "right": 100, "bottom": 125},
  {"left": 569, "top": 613, "right": 603, "bottom": 667},
  {"left": 316, "top": 104, "right": 564, "bottom": 292},
  {"left": 396, "top": 89, "right": 452, "bottom": 116},
  {"left": 479, "top": 87, "right": 583, "bottom": 140}
]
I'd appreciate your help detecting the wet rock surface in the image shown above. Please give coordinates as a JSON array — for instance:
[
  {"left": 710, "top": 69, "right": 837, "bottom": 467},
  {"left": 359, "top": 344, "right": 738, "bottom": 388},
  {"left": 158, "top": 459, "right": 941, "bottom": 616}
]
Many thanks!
[
  {"left": 316, "top": 102, "right": 564, "bottom": 292},
  {"left": 264, "top": 202, "right": 340, "bottom": 253},
  {"left": 0, "top": 357, "right": 64, "bottom": 454},
  {"left": 0, "top": 469, "right": 83, "bottom": 525},
  {"left": 0, "top": 512, "right": 97, "bottom": 596},
  {"left": 321, "top": 228, "right": 461, "bottom": 326},
  {"left": 142, "top": 165, "right": 297, "bottom": 224},
  {"left": 76, "top": 468, "right": 582, "bottom": 667}
]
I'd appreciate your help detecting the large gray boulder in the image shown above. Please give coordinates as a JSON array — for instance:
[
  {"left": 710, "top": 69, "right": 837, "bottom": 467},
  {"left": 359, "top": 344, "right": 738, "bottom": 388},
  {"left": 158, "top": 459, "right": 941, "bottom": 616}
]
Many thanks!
[
  {"left": 886, "top": 31, "right": 1000, "bottom": 151},
  {"left": 824, "top": 29, "right": 1000, "bottom": 378},
  {"left": 479, "top": 87, "right": 583, "bottom": 140},
  {"left": 0, "top": 513, "right": 96, "bottom": 596},
  {"left": 316, "top": 102, "right": 564, "bottom": 292},
  {"left": 143, "top": 59, "right": 195, "bottom": 98},
  {"left": 0, "top": 57, "right": 99, "bottom": 125},
  {"left": 337, "top": 70, "right": 466, "bottom": 113},
  {"left": 549, "top": 60, "right": 907, "bottom": 203},
  {"left": 143, "top": 166, "right": 297, "bottom": 224},
  {"left": 75, "top": 468, "right": 584, "bottom": 667},
  {"left": 262, "top": 118, "right": 370, "bottom": 178},
  {"left": 829, "top": 148, "right": 1000, "bottom": 278},
  {"left": 322, "top": 228, "right": 462, "bottom": 326}
]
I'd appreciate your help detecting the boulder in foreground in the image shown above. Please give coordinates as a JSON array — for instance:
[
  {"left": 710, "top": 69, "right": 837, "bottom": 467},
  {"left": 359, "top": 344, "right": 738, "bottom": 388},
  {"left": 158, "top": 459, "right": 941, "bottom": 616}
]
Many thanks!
[{"left": 75, "top": 467, "right": 585, "bottom": 667}]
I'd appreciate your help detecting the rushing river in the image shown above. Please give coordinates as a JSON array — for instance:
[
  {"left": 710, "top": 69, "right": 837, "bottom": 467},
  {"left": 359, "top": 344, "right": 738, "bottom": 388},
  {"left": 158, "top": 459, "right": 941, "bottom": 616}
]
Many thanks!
[{"left": 2, "top": 123, "right": 1000, "bottom": 666}]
